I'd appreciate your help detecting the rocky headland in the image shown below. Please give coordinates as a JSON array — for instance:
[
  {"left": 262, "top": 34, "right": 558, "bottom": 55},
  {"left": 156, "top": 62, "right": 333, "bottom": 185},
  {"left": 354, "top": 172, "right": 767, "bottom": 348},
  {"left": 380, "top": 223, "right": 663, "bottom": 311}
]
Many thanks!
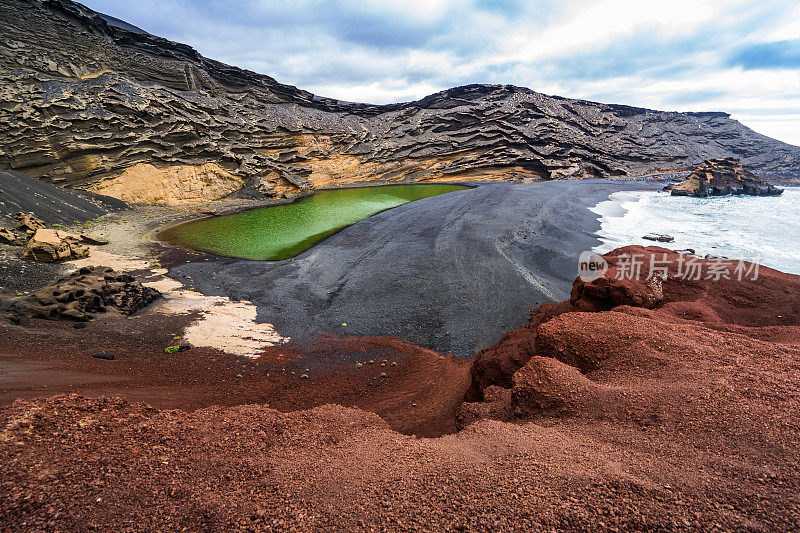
[
  {"left": 1, "top": 0, "right": 799, "bottom": 206},
  {"left": 665, "top": 158, "right": 784, "bottom": 197}
]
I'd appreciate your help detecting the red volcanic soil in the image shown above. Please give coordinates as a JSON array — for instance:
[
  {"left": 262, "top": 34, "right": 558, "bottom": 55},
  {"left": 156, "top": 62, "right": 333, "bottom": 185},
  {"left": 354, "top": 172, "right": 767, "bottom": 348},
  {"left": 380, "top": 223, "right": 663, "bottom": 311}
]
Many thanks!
[
  {"left": 2, "top": 246, "right": 800, "bottom": 530},
  {"left": 0, "top": 314, "right": 470, "bottom": 438}
]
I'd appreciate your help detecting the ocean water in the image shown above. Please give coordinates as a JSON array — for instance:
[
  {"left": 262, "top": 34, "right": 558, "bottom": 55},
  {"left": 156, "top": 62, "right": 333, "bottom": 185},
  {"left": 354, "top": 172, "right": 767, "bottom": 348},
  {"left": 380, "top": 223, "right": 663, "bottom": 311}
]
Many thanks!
[{"left": 590, "top": 186, "right": 800, "bottom": 275}]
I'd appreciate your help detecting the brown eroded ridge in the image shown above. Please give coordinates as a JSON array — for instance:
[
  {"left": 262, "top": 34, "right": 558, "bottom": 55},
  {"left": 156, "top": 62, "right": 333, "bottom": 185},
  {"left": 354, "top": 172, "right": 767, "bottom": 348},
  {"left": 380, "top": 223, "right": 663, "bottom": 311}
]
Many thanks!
[
  {"left": 2, "top": 246, "right": 800, "bottom": 530},
  {"left": 4, "top": 0, "right": 800, "bottom": 205}
]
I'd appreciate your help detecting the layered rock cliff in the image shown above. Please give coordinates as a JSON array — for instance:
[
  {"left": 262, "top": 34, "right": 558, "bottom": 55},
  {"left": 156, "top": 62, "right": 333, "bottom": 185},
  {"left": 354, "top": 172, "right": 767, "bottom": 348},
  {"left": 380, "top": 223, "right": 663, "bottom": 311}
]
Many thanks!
[{"left": 2, "top": 0, "right": 800, "bottom": 204}]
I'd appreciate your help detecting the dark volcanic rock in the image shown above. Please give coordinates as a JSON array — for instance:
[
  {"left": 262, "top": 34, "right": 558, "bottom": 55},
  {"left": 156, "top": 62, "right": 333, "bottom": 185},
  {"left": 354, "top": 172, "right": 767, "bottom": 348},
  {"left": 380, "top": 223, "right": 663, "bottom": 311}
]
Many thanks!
[
  {"left": 1, "top": 266, "right": 161, "bottom": 320},
  {"left": 1, "top": 0, "right": 799, "bottom": 202},
  {"left": 642, "top": 233, "right": 674, "bottom": 242},
  {"left": 664, "top": 157, "right": 784, "bottom": 197},
  {"left": 79, "top": 234, "right": 108, "bottom": 245},
  {"left": 0, "top": 227, "right": 25, "bottom": 245}
]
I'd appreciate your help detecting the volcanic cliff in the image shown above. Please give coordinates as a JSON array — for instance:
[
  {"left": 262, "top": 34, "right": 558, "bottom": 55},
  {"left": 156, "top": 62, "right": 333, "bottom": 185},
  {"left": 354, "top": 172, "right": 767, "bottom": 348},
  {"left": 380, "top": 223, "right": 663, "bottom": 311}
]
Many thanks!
[{"left": 2, "top": 0, "right": 800, "bottom": 204}]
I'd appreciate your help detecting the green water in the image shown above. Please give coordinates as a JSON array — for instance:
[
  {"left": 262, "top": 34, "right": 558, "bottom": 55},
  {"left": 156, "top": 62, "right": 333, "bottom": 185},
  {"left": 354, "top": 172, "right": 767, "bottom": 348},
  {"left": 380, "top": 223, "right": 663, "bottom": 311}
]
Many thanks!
[{"left": 158, "top": 184, "right": 469, "bottom": 260}]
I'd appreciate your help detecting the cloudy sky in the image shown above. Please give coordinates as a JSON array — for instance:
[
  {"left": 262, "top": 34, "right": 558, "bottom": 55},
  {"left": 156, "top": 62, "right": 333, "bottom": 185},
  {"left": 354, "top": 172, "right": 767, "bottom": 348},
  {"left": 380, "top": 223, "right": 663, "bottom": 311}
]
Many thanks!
[{"left": 82, "top": 0, "right": 800, "bottom": 146}]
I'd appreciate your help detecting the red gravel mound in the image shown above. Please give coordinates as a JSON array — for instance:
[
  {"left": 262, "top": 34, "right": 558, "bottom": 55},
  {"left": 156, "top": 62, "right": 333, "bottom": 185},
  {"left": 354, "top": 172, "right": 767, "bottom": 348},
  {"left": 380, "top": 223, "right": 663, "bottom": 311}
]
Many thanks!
[
  {"left": 2, "top": 245, "right": 800, "bottom": 530},
  {"left": 0, "top": 314, "right": 470, "bottom": 438},
  {"left": 469, "top": 245, "right": 800, "bottom": 398}
]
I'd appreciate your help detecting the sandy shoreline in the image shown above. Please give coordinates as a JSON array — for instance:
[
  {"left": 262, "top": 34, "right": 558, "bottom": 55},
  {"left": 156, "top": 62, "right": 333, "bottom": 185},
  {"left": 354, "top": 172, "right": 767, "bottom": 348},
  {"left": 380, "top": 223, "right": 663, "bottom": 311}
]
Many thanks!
[
  {"left": 1, "top": 177, "right": 666, "bottom": 360},
  {"left": 170, "top": 179, "right": 664, "bottom": 358}
]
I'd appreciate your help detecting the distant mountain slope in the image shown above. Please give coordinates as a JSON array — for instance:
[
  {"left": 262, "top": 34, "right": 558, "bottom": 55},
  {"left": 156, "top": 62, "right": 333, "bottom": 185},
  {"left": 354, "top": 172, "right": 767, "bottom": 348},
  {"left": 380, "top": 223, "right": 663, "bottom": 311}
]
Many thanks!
[{"left": 1, "top": 0, "right": 799, "bottom": 203}]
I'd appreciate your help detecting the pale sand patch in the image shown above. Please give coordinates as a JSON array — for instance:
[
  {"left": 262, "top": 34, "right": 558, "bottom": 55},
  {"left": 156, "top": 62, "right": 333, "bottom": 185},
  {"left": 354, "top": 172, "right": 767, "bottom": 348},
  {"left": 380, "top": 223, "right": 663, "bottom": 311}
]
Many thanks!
[
  {"left": 68, "top": 250, "right": 159, "bottom": 274},
  {"left": 144, "top": 277, "right": 184, "bottom": 292},
  {"left": 151, "top": 290, "right": 288, "bottom": 358},
  {"left": 68, "top": 250, "right": 288, "bottom": 357}
]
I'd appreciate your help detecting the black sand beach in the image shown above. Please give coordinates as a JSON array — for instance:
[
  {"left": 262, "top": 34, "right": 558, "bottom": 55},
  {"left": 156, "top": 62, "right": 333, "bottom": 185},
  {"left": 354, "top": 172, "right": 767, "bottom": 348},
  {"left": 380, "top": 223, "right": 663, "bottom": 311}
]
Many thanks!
[
  {"left": 170, "top": 179, "right": 663, "bottom": 358},
  {"left": 0, "top": 169, "right": 125, "bottom": 224}
]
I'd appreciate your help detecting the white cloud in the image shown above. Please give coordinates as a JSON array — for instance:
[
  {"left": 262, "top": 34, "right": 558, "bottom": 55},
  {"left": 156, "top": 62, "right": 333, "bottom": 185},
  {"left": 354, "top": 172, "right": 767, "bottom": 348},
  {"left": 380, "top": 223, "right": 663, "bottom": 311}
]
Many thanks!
[{"left": 501, "top": 0, "right": 720, "bottom": 63}]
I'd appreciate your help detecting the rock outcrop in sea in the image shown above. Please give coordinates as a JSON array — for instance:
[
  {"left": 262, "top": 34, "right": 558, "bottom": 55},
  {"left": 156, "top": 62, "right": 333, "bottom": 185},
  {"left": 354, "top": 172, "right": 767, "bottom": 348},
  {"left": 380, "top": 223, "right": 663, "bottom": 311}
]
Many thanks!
[
  {"left": 1, "top": 0, "right": 799, "bottom": 204},
  {"left": 665, "top": 157, "right": 784, "bottom": 197}
]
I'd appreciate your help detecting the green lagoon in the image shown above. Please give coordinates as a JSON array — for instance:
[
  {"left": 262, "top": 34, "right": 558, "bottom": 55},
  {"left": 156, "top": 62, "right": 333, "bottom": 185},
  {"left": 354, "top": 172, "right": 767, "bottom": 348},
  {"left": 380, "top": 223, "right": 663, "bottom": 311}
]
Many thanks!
[{"left": 158, "top": 183, "right": 469, "bottom": 260}]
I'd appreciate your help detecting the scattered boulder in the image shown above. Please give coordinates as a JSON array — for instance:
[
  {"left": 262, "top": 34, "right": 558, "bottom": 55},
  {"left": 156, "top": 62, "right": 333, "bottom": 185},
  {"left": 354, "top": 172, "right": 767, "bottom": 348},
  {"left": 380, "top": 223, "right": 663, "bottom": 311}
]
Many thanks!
[
  {"left": 1, "top": 266, "right": 161, "bottom": 321},
  {"left": 14, "top": 212, "right": 46, "bottom": 235},
  {"left": 0, "top": 228, "right": 25, "bottom": 246},
  {"left": 24, "top": 228, "right": 89, "bottom": 262},
  {"left": 664, "top": 158, "right": 783, "bottom": 197},
  {"left": 3, "top": 214, "right": 108, "bottom": 258},
  {"left": 80, "top": 234, "right": 108, "bottom": 245},
  {"left": 642, "top": 233, "right": 674, "bottom": 243}
]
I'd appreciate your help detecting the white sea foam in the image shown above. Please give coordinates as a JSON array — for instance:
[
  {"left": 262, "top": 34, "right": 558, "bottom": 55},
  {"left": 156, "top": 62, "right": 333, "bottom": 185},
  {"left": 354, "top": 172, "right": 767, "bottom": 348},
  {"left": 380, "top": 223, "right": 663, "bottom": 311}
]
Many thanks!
[{"left": 590, "top": 186, "right": 800, "bottom": 275}]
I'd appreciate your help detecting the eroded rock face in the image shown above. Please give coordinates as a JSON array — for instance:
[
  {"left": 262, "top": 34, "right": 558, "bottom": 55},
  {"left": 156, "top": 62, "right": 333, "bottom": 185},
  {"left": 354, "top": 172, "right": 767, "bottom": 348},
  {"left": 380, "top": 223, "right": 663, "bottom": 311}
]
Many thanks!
[
  {"left": 90, "top": 162, "right": 245, "bottom": 205},
  {"left": 3, "top": 266, "right": 161, "bottom": 320},
  {"left": 1, "top": 0, "right": 799, "bottom": 203},
  {"left": 465, "top": 245, "right": 800, "bottom": 406},
  {"left": 0, "top": 227, "right": 25, "bottom": 245},
  {"left": 14, "top": 212, "right": 45, "bottom": 235},
  {"left": 664, "top": 158, "right": 784, "bottom": 197},
  {"left": 24, "top": 228, "right": 89, "bottom": 262}
]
